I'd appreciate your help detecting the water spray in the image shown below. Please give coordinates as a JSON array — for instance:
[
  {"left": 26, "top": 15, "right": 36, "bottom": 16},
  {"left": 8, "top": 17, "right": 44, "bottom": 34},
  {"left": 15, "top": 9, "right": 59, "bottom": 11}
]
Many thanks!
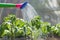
[{"left": 0, "top": 2, "right": 28, "bottom": 9}]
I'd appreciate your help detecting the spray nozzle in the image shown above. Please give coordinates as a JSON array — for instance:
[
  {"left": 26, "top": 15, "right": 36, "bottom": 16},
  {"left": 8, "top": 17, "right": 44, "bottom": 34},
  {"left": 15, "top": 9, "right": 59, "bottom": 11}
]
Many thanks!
[{"left": 20, "top": 2, "right": 28, "bottom": 9}]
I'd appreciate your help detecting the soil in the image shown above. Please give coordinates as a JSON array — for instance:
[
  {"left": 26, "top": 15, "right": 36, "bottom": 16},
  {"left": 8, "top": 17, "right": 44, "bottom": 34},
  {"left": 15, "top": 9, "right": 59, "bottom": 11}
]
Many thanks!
[{"left": 46, "top": 35, "right": 60, "bottom": 40}]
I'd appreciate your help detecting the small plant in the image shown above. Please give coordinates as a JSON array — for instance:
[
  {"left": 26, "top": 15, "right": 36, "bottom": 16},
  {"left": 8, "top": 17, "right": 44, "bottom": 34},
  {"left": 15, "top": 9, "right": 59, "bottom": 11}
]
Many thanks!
[
  {"left": 30, "top": 16, "right": 43, "bottom": 40},
  {"left": 50, "top": 24, "right": 60, "bottom": 36},
  {"left": 0, "top": 14, "right": 32, "bottom": 40},
  {"left": 31, "top": 16, "right": 42, "bottom": 29},
  {"left": 40, "top": 22, "right": 51, "bottom": 38}
]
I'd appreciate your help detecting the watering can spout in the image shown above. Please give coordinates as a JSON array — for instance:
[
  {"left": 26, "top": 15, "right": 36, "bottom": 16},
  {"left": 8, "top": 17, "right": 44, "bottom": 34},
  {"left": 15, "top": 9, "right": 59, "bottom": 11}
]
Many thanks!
[{"left": 20, "top": 2, "right": 28, "bottom": 9}]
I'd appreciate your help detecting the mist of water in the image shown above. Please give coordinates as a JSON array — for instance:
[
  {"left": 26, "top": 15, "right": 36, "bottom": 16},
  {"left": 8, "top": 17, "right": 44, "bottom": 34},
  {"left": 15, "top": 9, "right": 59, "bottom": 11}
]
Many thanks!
[{"left": 21, "top": 3, "right": 38, "bottom": 21}]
